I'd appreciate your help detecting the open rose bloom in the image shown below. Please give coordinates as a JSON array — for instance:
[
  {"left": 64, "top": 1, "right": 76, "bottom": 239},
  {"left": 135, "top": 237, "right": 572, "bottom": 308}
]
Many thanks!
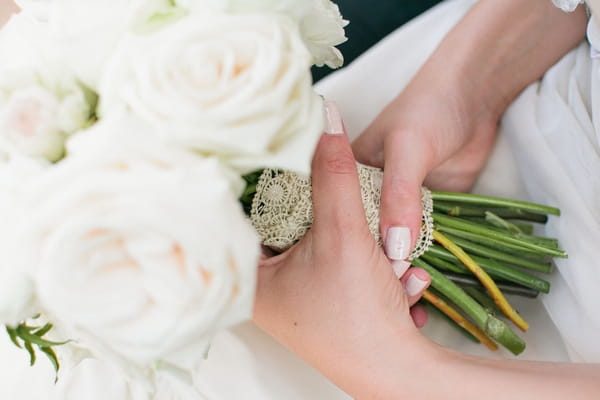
[{"left": 0, "top": 0, "right": 347, "bottom": 395}]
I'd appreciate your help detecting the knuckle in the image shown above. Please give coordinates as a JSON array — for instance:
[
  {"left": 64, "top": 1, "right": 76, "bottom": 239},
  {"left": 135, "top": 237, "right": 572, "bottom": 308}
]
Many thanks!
[{"left": 323, "top": 150, "right": 357, "bottom": 176}]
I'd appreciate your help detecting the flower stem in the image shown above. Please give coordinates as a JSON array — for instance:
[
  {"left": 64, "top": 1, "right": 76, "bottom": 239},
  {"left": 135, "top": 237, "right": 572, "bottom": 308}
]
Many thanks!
[
  {"left": 426, "top": 245, "right": 551, "bottom": 293},
  {"left": 444, "top": 272, "right": 540, "bottom": 298},
  {"left": 434, "top": 226, "right": 549, "bottom": 258},
  {"left": 440, "top": 233, "right": 553, "bottom": 273},
  {"left": 422, "top": 290, "right": 498, "bottom": 351},
  {"left": 433, "top": 213, "right": 567, "bottom": 258},
  {"left": 432, "top": 230, "right": 529, "bottom": 332},
  {"left": 413, "top": 258, "right": 526, "bottom": 355},
  {"left": 431, "top": 192, "right": 560, "bottom": 216},
  {"left": 433, "top": 202, "right": 549, "bottom": 223}
]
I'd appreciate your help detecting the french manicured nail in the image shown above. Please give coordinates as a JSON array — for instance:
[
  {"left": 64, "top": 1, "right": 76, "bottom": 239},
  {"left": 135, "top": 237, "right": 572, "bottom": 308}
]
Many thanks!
[
  {"left": 385, "top": 227, "right": 411, "bottom": 260},
  {"left": 405, "top": 274, "right": 428, "bottom": 297},
  {"left": 324, "top": 101, "right": 344, "bottom": 135},
  {"left": 391, "top": 260, "right": 411, "bottom": 278}
]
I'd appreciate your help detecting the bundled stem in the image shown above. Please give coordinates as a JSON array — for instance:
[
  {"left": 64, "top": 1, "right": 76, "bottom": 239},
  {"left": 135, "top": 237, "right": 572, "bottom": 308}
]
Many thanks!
[
  {"left": 413, "top": 259, "right": 526, "bottom": 355},
  {"left": 422, "top": 290, "right": 498, "bottom": 351},
  {"left": 431, "top": 231, "right": 530, "bottom": 332}
]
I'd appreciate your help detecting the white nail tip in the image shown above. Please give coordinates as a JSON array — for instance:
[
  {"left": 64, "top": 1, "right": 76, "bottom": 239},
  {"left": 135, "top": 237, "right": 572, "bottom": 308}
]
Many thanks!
[
  {"left": 405, "top": 274, "right": 427, "bottom": 297},
  {"left": 391, "top": 260, "right": 411, "bottom": 278},
  {"left": 385, "top": 226, "right": 411, "bottom": 260},
  {"left": 324, "top": 101, "right": 344, "bottom": 135}
]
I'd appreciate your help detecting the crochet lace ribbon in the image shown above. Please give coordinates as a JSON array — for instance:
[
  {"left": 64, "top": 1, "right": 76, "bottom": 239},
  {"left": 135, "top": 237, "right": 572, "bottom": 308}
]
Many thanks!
[{"left": 250, "top": 164, "right": 434, "bottom": 260}]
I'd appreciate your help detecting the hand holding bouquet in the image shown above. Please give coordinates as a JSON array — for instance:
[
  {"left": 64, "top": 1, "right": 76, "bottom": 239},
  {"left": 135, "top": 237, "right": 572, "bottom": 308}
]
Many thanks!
[{"left": 0, "top": 0, "right": 566, "bottom": 396}]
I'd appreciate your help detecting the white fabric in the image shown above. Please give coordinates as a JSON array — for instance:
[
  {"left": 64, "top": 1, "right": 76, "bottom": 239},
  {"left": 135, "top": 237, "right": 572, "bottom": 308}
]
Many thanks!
[
  {"left": 1, "top": 0, "right": 598, "bottom": 397},
  {"left": 552, "top": 0, "right": 585, "bottom": 12}
]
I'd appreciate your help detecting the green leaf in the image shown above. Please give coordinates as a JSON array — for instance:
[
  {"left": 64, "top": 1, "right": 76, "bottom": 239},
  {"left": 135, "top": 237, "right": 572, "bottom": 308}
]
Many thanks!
[
  {"left": 40, "top": 347, "right": 60, "bottom": 382},
  {"left": 33, "top": 323, "right": 53, "bottom": 337},
  {"left": 24, "top": 341, "right": 36, "bottom": 366},
  {"left": 16, "top": 325, "right": 69, "bottom": 347},
  {"left": 6, "top": 326, "right": 22, "bottom": 348}
]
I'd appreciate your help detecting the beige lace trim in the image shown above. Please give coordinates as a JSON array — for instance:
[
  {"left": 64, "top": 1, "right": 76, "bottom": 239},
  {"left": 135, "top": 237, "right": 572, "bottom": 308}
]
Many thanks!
[{"left": 250, "top": 164, "right": 434, "bottom": 260}]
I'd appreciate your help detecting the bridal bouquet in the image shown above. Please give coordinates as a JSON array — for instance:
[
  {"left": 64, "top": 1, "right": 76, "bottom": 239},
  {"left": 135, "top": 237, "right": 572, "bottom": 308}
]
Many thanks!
[
  {"left": 1, "top": 0, "right": 566, "bottom": 396},
  {"left": 0, "top": 0, "right": 347, "bottom": 395}
]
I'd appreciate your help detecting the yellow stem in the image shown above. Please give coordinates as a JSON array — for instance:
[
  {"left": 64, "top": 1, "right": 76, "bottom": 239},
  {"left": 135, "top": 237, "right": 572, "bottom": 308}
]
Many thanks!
[
  {"left": 423, "top": 290, "right": 498, "bottom": 351},
  {"left": 432, "top": 230, "right": 529, "bottom": 332}
]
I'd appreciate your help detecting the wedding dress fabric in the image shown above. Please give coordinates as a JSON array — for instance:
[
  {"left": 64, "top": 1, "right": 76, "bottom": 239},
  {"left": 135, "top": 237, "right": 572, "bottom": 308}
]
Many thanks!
[{"left": 1, "top": 0, "right": 598, "bottom": 398}]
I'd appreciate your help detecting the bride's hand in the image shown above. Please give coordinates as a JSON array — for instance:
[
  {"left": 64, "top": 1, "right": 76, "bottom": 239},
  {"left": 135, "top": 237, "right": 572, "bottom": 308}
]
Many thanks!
[
  {"left": 352, "top": 55, "right": 499, "bottom": 257},
  {"left": 352, "top": 0, "right": 587, "bottom": 258},
  {"left": 253, "top": 103, "right": 431, "bottom": 394}
]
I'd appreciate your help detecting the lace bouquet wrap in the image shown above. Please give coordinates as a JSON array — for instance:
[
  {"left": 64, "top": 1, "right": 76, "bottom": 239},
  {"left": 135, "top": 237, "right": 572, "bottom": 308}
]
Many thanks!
[
  {"left": 246, "top": 165, "right": 567, "bottom": 356},
  {"left": 250, "top": 164, "right": 433, "bottom": 258}
]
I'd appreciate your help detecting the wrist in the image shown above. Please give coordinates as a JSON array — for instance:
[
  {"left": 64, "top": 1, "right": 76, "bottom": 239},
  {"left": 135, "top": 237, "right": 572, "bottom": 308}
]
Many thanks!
[
  {"left": 328, "top": 329, "right": 444, "bottom": 399},
  {"left": 426, "top": 0, "right": 587, "bottom": 124}
]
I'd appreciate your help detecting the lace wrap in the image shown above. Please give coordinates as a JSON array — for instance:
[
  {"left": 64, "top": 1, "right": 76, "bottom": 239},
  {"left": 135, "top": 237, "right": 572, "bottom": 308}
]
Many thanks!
[{"left": 250, "top": 164, "right": 434, "bottom": 260}]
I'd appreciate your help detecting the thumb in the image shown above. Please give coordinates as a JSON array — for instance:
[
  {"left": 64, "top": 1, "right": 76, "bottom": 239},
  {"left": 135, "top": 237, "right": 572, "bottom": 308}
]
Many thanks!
[
  {"left": 379, "top": 131, "right": 433, "bottom": 260},
  {"left": 311, "top": 101, "right": 367, "bottom": 234}
]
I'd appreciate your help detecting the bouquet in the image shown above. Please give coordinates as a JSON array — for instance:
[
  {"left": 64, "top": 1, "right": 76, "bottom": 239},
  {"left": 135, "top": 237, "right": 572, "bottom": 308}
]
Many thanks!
[
  {"left": 242, "top": 166, "right": 565, "bottom": 356},
  {"left": 0, "top": 0, "right": 347, "bottom": 396},
  {"left": 0, "top": 0, "right": 565, "bottom": 396}
]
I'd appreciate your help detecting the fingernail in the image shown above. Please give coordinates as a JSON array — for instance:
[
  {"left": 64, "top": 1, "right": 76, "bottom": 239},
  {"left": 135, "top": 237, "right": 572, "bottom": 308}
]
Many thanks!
[
  {"left": 405, "top": 274, "right": 428, "bottom": 297},
  {"left": 324, "top": 100, "right": 344, "bottom": 135},
  {"left": 391, "top": 260, "right": 411, "bottom": 278},
  {"left": 384, "top": 227, "right": 411, "bottom": 260}
]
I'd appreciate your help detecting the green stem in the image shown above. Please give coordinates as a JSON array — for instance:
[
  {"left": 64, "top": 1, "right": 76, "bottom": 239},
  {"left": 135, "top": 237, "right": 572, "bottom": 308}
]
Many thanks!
[
  {"left": 431, "top": 192, "right": 560, "bottom": 216},
  {"left": 412, "top": 258, "right": 526, "bottom": 355},
  {"left": 420, "top": 253, "right": 468, "bottom": 274},
  {"left": 444, "top": 272, "right": 540, "bottom": 298},
  {"left": 463, "top": 287, "right": 504, "bottom": 315},
  {"left": 426, "top": 245, "right": 551, "bottom": 293},
  {"left": 433, "top": 213, "right": 567, "bottom": 258},
  {"left": 435, "top": 225, "right": 549, "bottom": 258},
  {"left": 434, "top": 202, "right": 548, "bottom": 223},
  {"left": 441, "top": 233, "right": 553, "bottom": 274},
  {"left": 422, "top": 301, "right": 480, "bottom": 343}
]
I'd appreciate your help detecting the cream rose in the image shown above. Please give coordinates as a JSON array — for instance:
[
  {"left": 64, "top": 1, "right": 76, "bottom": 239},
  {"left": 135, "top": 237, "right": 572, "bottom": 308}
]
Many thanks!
[
  {"left": 99, "top": 13, "right": 323, "bottom": 174},
  {"left": 0, "top": 157, "right": 46, "bottom": 325},
  {"left": 175, "top": 0, "right": 348, "bottom": 68},
  {"left": 10, "top": 123, "right": 260, "bottom": 373},
  {"left": 0, "top": 14, "right": 92, "bottom": 161},
  {"left": 26, "top": 0, "right": 176, "bottom": 89}
]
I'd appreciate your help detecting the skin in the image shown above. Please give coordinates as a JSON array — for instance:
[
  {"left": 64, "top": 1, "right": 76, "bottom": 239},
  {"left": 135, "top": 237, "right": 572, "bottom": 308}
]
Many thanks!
[
  {"left": 352, "top": 0, "right": 588, "bottom": 253},
  {"left": 256, "top": 2, "right": 599, "bottom": 398},
  {"left": 0, "top": 1, "right": 18, "bottom": 25},
  {"left": 254, "top": 128, "right": 600, "bottom": 400}
]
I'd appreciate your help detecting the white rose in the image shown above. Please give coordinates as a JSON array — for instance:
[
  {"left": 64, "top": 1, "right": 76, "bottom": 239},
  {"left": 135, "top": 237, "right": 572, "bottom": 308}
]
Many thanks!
[
  {"left": 0, "top": 14, "right": 93, "bottom": 161},
  {"left": 175, "top": 0, "right": 348, "bottom": 68},
  {"left": 0, "top": 157, "right": 46, "bottom": 325},
  {"left": 10, "top": 125, "right": 260, "bottom": 373},
  {"left": 100, "top": 13, "right": 323, "bottom": 174},
  {"left": 42, "top": 0, "right": 180, "bottom": 89},
  {"left": 298, "top": 0, "right": 348, "bottom": 68}
]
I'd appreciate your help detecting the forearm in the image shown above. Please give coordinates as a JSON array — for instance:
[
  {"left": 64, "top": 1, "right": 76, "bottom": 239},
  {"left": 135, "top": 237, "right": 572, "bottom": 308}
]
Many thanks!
[
  {"left": 342, "top": 338, "right": 600, "bottom": 400},
  {"left": 426, "top": 0, "right": 587, "bottom": 121},
  {"left": 436, "top": 348, "right": 600, "bottom": 400}
]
